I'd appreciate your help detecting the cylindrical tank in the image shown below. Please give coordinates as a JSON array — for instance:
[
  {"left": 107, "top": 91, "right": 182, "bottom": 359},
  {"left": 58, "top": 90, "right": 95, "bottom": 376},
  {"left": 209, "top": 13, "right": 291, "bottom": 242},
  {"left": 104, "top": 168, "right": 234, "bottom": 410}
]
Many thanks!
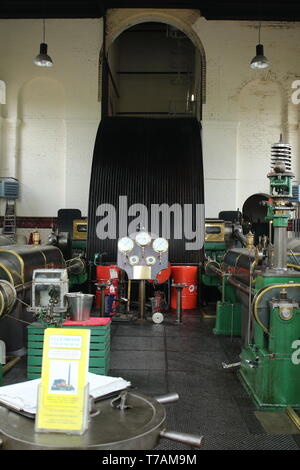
[
  {"left": 170, "top": 265, "right": 198, "bottom": 310},
  {"left": 0, "top": 280, "right": 17, "bottom": 319},
  {"left": 0, "top": 245, "right": 65, "bottom": 355},
  {"left": 0, "top": 245, "right": 65, "bottom": 286},
  {"left": 95, "top": 265, "right": 121, "bottom": 308},
  {"left": 223, "top": 248, "right": 256, "bottom": 285}
]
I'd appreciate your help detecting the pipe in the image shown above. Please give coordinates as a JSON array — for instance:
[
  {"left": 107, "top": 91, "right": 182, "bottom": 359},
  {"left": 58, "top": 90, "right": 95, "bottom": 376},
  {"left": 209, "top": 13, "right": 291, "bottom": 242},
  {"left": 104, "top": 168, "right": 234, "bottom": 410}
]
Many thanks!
[
  {"left": 160, "top": 429, "right": 204, "bottom": 448},
  {"left": 247, "top": 259, "right": 253, "bottom": 345},
  {"left": 66, "top": 257, "right": 85, "bottom": 275},
  {"left": 206, "top": 260, "right": 254, "bottom": 296},
  {"left": 176, "top": 287, "right": 183, "bottom": 324},
  {"left": 204, "top": 261, "right": 223, "bottom": 278},
  {"left": 139, "top": 280, "right": 145, "bottom": 320},
  {"left": 0, "top": 340, "right": 5, "bottom": 364},
  {"left": 127, "top": 280, "right": 131, "bottom": 312},
  {"left": 155, "top": 393, "right": 179, "bottom": 404},
  {"left": 286, "top": 406, "right": 300, "bottom": 431},
  {"left": 273, "top": 226, "right": 287, "bottom": 269},
  {"left": 3, "top": 356, "right": 20, "bottom": 374},
  {"left": 100, "top": 286, "right": 106, "bottom": 317},
  {"left": 227, "top": 277, "right": 251, "bottom": 296},
  {"left": 234, "top": 229, "right": 247, "bottom": 247}
]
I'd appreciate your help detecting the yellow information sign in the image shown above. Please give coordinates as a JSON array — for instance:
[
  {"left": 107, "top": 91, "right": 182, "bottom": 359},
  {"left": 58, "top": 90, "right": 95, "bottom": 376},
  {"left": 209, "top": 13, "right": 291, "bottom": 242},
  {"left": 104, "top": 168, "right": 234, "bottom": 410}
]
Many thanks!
[{"left": 35, "top": 328, "right": 91, "bottom": 435}]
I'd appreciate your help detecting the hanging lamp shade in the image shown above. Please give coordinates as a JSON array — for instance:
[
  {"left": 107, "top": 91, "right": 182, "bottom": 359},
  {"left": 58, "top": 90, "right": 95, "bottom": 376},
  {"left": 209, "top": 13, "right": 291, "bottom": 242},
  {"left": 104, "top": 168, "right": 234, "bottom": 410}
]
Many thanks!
[
  {"left": 250, "top": 44, "right": 269, "bottom": 69},
  {"left": 250, "top": 22, "right": 270, "bottom": 70},
  {"left": 34, "top": 42, "right": 53, "bottom": 67},
  {"left": 33, "top": 19, "right": 53, "bottom": 67}
]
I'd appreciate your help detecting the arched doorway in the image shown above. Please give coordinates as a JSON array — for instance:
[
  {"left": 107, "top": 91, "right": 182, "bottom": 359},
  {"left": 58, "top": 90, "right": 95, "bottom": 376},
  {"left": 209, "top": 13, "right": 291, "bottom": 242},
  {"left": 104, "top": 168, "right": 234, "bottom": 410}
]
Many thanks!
[
  {"left": 106, "top": 22, "right": 202, "bottom": 120},
  {"left": 100, "top": 10, "right": 206, "bottom": 122}
]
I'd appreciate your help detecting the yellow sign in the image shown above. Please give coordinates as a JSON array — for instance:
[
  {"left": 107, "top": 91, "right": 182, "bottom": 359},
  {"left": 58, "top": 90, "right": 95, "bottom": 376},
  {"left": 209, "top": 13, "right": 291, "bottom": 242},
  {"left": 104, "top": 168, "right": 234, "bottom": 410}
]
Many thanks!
[{"left": 35, "top": 328, "right": 90, "bottom": 434}]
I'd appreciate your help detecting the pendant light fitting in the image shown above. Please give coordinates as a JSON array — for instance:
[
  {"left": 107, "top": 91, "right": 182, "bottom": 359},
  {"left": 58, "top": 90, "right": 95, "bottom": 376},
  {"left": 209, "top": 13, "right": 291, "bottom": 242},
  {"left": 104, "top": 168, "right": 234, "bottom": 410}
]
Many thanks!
[
  {"left": 34, "top": 19, "right": 53, "bottom": 67},
  {"left": 250, "top": 22, "right": 270, "bottom": 69}
]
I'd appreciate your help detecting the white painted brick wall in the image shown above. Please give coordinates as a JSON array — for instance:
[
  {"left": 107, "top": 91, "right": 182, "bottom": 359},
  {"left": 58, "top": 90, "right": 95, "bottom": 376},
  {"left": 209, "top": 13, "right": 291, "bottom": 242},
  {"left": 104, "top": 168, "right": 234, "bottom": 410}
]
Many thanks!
[{"left": 0, "top": 17, "right": 299, "bottom": 220}]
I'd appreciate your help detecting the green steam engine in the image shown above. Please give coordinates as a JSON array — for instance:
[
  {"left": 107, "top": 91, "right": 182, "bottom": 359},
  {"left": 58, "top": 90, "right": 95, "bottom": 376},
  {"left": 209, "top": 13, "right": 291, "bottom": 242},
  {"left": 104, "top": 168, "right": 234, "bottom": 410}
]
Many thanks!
[{"left": 203, "top": 137, "right": 300, "bottom": 411}]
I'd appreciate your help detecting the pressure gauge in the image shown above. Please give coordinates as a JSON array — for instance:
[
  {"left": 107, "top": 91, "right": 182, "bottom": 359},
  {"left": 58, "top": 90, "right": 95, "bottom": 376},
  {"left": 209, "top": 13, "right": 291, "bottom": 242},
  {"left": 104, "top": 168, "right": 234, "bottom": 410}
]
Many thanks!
[
  {"left": 146, "top": 255, "right": 156, "bottom": 266},
  {"left": 135, "top": 231, "right": 152, "bottom": 247},
  {"left": 153, "top": 237, "right": 169, "bottom": 253},
  {"left": 279, "top": 306, "right": 293, "bottom": 321},
  {"left": 118, "top": 237, "right": 134, "bottom": 254},
  {"left": 129, "top": 255, "right": 139, "bottom": 266}
]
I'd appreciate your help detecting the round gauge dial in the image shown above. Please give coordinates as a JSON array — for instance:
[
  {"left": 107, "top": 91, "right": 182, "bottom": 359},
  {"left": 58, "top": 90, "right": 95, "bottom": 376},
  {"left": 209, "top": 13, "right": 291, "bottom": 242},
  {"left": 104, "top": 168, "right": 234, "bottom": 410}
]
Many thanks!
[
  {"left": 129, "top": 255, "right": 140, "bottom": 266},
  {"left": 135, "top": 231, "right": 152, "bottom": 247},
  {"left": 146, "top": 255, "right": 156, "bottom": 266},
  {"left": 153, "top": 237, "right": 169, "bottom": 253},
  {"left": 118, "top": 237, "right": 134, "bottom": 253},
  {"left": 279, "top": 307, "right": 293, "bottom": 321}
]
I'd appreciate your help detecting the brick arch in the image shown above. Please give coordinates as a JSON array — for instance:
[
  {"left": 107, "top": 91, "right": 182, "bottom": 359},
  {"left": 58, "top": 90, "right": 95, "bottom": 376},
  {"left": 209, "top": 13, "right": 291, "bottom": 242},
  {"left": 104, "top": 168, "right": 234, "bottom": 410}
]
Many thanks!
[{"left": 100, "top": 8, "right": 206, "bottom": 105}]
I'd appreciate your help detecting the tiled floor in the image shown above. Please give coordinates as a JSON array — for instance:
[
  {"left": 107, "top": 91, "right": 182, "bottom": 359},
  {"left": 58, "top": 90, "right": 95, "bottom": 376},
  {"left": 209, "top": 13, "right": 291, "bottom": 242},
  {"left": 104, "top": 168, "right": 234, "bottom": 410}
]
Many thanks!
[
  {"left": 2, "top": 310, "right": 300, "bottom": 450},
  {"left": 108, "top": 311, "right": 300, "bottom": 450}
]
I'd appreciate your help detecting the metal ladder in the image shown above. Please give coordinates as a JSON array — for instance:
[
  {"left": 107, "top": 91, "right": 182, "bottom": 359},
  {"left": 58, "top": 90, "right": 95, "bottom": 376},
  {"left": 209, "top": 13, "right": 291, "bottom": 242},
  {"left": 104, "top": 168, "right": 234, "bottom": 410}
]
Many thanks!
[{"left": 2, "top": 199, "right": 16, "bottom": 241}]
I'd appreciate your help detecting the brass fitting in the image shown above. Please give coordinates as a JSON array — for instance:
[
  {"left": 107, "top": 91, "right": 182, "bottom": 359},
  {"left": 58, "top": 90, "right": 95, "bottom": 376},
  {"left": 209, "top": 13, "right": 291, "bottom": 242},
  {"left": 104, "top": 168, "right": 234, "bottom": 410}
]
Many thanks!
[{"left": 246, "top": 231, "right": 255, "bottom": 250}]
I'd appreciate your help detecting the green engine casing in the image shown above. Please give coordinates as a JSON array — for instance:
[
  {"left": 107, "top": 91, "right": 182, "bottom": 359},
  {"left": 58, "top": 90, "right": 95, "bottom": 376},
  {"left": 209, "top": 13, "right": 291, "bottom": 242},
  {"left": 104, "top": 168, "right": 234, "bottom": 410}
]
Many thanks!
[{"left": 239, "top": 272, "right": 300, "bottom": 410}]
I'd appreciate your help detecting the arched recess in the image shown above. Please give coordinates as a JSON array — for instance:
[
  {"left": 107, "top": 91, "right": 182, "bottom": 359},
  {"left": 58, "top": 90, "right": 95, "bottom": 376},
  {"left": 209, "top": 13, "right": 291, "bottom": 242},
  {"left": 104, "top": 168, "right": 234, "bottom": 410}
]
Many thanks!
[
  {"left": 237, "top": 78, "right": 285, "bottom": 208},
  {"left": 99, "top": 8, "right": 206, "bottom": 117},
  {"left": 17, "top": 77, "right": 66, "bottom": 216}
]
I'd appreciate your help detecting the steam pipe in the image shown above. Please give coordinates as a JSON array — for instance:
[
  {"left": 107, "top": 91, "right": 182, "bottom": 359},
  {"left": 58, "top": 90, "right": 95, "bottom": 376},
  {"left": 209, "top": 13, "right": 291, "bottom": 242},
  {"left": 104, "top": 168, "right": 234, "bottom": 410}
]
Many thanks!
[
  {"left": 204, "top": 261, "right": 223, "bottom": 278},
  {"left": 233, "top": 229, "right": 247, "bottom": 247},
  {"left": 205, "top": 260, "right": 253, "bottom": 296},
  {"left": 227, "top": 277, "right": 251, "bottom": 296}
]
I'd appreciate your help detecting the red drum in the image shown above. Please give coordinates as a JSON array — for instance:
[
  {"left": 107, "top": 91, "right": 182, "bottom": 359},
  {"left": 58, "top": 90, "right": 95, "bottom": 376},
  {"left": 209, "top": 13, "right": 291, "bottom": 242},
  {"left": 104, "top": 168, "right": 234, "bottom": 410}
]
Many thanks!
[{"left": 170, "top": 265, "right": 198, "bottom": 310}]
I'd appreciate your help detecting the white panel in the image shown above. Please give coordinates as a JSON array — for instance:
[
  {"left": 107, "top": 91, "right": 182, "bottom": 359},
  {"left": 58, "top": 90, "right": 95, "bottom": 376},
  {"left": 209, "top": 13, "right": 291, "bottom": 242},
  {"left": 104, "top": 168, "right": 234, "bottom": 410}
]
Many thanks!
[
  {"left": 237, "top": 79, "right": 284, "bottom": 207},
  {"left": 204, "top": 179, "right": 237, "bottom": 218},
  {"left": 18, "top": 77, "right": 66, "bottom": 216}
]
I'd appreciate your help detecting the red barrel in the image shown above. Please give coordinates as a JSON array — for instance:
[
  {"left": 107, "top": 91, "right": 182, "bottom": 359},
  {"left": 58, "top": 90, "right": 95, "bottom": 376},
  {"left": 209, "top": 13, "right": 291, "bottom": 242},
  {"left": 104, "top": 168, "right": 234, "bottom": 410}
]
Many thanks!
[
  {"left": 95, "top": 265, "right": 121, "bottom": 308},
  {"left": 170, "top": 265, "right": 198, "bottom": 310}
]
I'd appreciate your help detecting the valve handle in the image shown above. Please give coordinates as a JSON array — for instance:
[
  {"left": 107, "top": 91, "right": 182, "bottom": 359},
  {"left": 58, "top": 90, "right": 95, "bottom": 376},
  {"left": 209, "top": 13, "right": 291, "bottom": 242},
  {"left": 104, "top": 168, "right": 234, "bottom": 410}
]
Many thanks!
[
  {"left": 154, "top": 393, "right": 179, "bottom": 404},
  {"left": 160, "top": 429, "right": 203, "bottom": 448}
]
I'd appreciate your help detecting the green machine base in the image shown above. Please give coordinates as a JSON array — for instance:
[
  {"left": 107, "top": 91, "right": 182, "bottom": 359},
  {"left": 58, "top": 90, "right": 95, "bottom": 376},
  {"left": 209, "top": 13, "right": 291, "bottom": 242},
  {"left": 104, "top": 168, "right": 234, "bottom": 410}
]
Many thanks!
[
  {"left": 239, "top": 345, "right": 300, "bottom": 411},
  {"left": 213, "top": 301, "right": 242, "bottom": 336}
]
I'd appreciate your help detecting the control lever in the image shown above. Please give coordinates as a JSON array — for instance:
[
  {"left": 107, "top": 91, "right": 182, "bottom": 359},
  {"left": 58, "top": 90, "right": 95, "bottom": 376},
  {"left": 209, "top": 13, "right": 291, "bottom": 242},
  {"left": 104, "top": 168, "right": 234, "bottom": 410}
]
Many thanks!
[
  {"left": 155, "top": 393, "right": 203, "bottom": 448},
  {"left": 244, "top": 358, "right": 259, "bottom": 369},
  {"left": 155, "top": 393, "right": 179, "bottom": 404},
  {"left": 160, "top": 430, "right": 204, "bottom": 448},
  {"left": 222, "top": 362, "right": 241, "bottom": 369},
  {"left": 111, "top": 391, "right": 132, "bottom": 410}
]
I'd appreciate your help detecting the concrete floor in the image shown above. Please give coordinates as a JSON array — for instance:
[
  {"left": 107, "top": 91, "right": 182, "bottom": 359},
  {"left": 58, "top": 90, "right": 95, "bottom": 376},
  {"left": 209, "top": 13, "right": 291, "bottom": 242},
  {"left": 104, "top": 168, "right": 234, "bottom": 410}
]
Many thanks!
[{"left": 2, "top": 310, "right": 300, "bottom": 450}]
